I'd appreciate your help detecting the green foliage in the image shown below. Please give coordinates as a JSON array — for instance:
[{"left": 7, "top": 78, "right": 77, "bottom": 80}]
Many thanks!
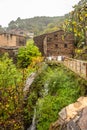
[
  {"left": 36, "top": 95, "right": 58, "bottom": 130},
  {"left": 43, "top": 23, "right": 59, "bottom": 33},
  {"left": 17, "top": 40, "right": 41, "bottom": 68},
  {"left": 7, "top": 16, "right": 65, "bottom": 35},
  {"left": 0, "top": 53, "right": 22, "bottom": 87},
  {"left": 0, "top": 53, "right": 24, "bottom": 129},
  {"left": 1, "top": 54, "right": 86, "bottom": 130},
  {"left": 0, "top": 53, "right": 43, "bottom": 129},
  {"left": 34, "top": 65, "right": 85, "bottom": 130},
  {"left": 23, "top": 91, "right": 38, "bottom": 127},
  {"left": 63, "top": 0, "right": 87, "bottom": 47},
  {"left": 23, "top": 63, "right": 48, "bottom": 127}
]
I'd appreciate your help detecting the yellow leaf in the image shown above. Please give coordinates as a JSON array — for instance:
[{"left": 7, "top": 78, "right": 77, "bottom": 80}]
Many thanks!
[
  {"left": 80, "top": 16, "right": 83, "bottom": 21},
  {"left": 6, "top": 104, "right": 9, "bottom": 108},
  {"left": 85, "top": 14, "right": 87, "bottom": 17},
  {"left": 72, "top": 21, "right": 76, "bottom": 25}
]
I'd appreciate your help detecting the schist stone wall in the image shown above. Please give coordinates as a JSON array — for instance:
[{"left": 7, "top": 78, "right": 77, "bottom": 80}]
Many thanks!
[
  {"left": 0, "top": 33, "right": 26, "bottom": 62},
  {"left": 34, "top": 30, "right": 75, "bottom": 57},
  {"left": 0, "top": 46, "right": 19, "bottom": 62},
  {"left": 0, "top": 33, "right": 26, "bottom": 47},
  {"left": 33, "top": 34, "right": 46, "bottom": 55}
]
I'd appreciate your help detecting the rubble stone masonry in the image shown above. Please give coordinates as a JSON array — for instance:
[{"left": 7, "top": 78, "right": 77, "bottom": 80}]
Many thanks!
[
  {"left": 0, "top": 33, "right": 26, "bottom": 47},
  {"left": 33, "top": 34, "right": 46, "bottom": 55},
  {"left": 0, "top": 33, "right": 26, "bottom": 62},
  {"left": 34, "top": 30, "right": 75, "bottom": 57}
]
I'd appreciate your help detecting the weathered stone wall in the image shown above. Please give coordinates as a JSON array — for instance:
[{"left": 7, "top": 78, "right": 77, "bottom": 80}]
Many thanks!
[
  {"left": 0, "top": 33, "right": 26, "bottom": 63},
  {"left": 33, "top": 34, "right": 46, "bottom": 55},
  {"left": 0, "top": 33, "right": 26, "bottom": 47},
  {"left": 34, "top": 30, "right": 74, "bottom": 57},
  {"left": 16, "top": 35, "right": 26, "bottom": 46},
  {"left": 45, "top": 30, "right": 74, "bottom": 57},
  {"left": 0, "top": 46, "right": 19, "bottom": 63}
]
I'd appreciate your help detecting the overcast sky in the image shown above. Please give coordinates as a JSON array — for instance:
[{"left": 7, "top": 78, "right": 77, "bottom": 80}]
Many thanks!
[{"left": 0, "top": 0, "right": 80, "bottom": 27}]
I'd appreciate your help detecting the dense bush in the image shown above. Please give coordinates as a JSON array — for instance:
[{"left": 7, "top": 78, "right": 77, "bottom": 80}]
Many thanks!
[
  {"left": 17, "top": 40, "right": 41, "bottom": 68},
  {"left": 0, "top": 53, "right": 86, "bottom": 130},
  {"left": 33, "top": 65, "right": 86, "bottom": 130},
  {"left": 0, "top": 53, "right": 24, "bottom": 129},
  {"left": 0, "top": 40, "right": 43, "bottom": 129}
]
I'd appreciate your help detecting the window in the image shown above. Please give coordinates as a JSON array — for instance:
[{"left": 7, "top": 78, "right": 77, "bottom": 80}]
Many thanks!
[
  {"left": 55, "top": 44, "right": 58, "bottom": 48},
  {"left": 19, "top": 40, "right": 25, "bottom": 45},
  {"left": 54, "top": 34, "right": 58, "bottom": 39},
  {"left": 64, "top": 44, "right": 67, "bottom": 48},
  {"left": 47, "top": 37, "right": 52, "bottom": 42},
  {"left": 10, "top": 34, "right": 13, "bottom": 39},
  {"left": 20, "top": 32, "right": 24, "bottom": 34}
]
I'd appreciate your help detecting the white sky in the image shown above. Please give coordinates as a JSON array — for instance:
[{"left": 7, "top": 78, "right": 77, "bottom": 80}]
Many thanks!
[{"left": 0, "top": 0, "right": 80, "bottom": 27}]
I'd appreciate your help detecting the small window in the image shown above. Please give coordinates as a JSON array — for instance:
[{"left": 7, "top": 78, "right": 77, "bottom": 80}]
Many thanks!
[
  {"left": 55, "top": 44, "right": 58, "bottom": 48},
  {"left": 54, "top": 34, "right": 57, "bottom": 39},
  {"left": 19, "top": 40, "right": 25, "bottom": 45},
  {"left": 10, "top": 34, "right": 13, "bottom": 39},
  {"left": 64, "top": 44, "right": 67, "bottom": 48},
  {"left": 7, "top": 35, "right": 9, "bottom": 40},
  {"left": 20, "top": 32, "right": 23, "bottom": 34},
  {"left": 47, "top": 37, "right": 52, "bottom": 42}
]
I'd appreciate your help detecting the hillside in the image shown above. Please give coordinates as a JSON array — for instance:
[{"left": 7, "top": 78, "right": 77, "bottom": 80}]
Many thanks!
[{"left": 6, "top": 16, "right": 66, "bottom": 36}]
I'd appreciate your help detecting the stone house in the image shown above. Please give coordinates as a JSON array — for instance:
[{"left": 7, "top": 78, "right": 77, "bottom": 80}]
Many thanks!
[
  {"left": 0, "top": 33, "right": 26, "bottom": 62},
  {"left": 0, "top": 33, "right": 26, "bottom": 47},
  {"left": 8, "top": 28, "right": 34, "bottom": 38},
  {"left": 34, "top": 30, "right": 75, "bottom": 58}
]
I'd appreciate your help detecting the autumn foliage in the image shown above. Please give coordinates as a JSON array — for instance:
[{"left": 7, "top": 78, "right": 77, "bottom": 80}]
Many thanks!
[{"left": 0, "top": 53, "right": 24, "bottom": 129}]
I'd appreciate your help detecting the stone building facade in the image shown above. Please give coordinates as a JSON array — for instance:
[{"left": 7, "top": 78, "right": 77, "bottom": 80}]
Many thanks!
[
  {"left": 0, "top": 33, "right": 26, "bottom": 47},
  {"left": 34, "top": 30, "right": 75, "bottom": 57},
  {"left": 34, "top": 34, "right": 46, "bottom": 55},
  {"left": 0, "top": 33, "right": 26, "bottom": 62}
]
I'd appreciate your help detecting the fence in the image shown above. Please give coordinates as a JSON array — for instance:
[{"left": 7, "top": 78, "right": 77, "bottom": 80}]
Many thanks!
[
  {"left": 63, "top": 57, "right": 87, "bottom": 80},
  {"left": 46, "top": 56, "right": 87, "bottom": 80}
]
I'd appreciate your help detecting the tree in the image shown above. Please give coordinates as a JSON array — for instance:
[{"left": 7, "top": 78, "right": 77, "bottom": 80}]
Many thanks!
[
  {"left": 63, "top": 0, "right": 87, "bottom": 47},
  {"left": 17, "top": 40, "right": 41, "bottom": 68},
  {"left": 0, "top": 53, "right": 24, "bottom": 129}
]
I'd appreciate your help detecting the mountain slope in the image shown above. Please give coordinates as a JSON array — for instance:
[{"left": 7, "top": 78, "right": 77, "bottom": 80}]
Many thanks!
[{"left": 7, "top": 16, "right": 66, "bottom": 36}]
